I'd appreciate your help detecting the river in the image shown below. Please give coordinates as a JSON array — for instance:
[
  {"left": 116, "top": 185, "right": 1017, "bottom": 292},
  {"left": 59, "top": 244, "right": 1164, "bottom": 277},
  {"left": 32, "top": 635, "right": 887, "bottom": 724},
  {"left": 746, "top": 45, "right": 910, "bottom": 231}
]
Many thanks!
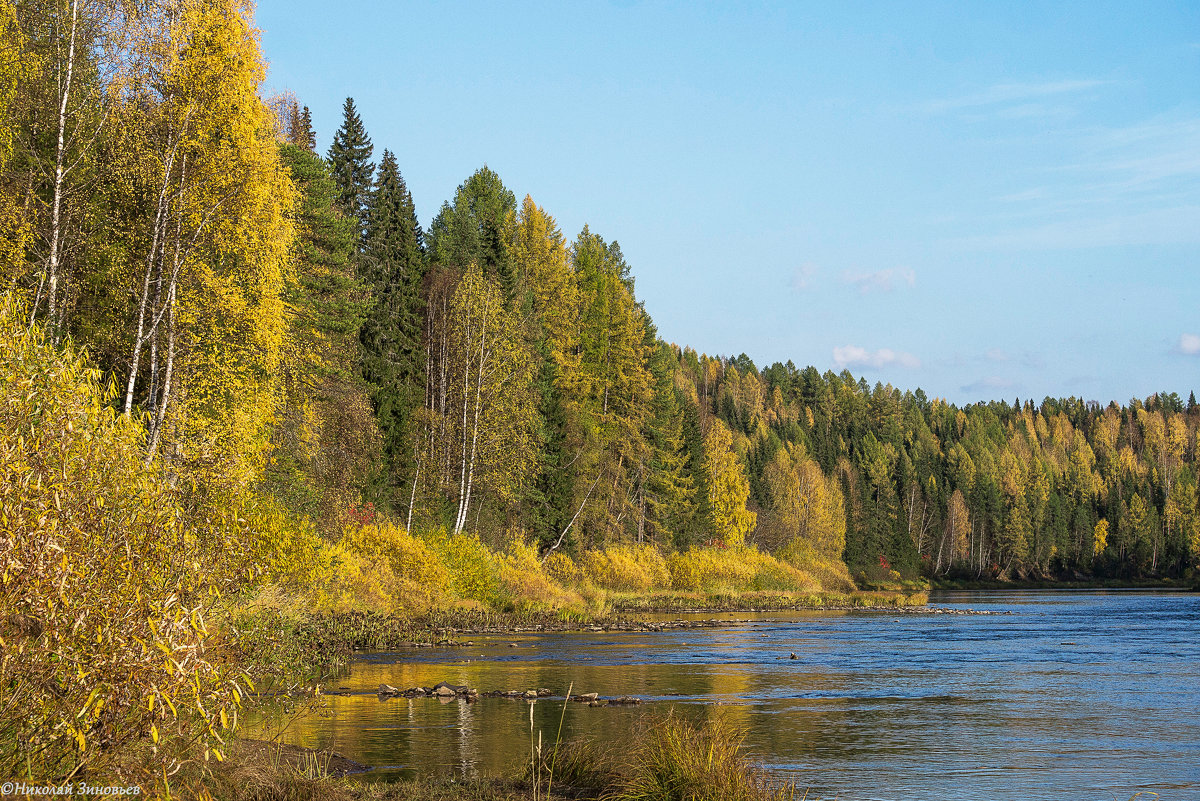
[{"left": 251, "top": 590, "right": 1200, "bottom": 800}]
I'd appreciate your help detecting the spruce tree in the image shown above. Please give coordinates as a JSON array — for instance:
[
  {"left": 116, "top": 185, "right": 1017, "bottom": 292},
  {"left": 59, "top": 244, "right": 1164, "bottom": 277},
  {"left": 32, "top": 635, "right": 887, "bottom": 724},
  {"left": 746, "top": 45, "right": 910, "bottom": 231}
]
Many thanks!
[
  {"left": 297, "top": 106, "right": 317, "bottom": 152},
  {"left": 361, "top": 149, "right": 426, "bottom": 490},
  {"left": 327, "top": 97, "right": 375, "bottom": 241},
  {"left": 427, "top": 166, "right": 516, "bottom": 290}
]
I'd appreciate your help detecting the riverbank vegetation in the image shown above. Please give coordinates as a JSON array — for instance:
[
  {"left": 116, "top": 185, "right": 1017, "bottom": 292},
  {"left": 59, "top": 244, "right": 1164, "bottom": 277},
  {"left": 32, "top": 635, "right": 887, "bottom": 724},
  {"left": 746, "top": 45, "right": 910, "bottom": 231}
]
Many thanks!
[
  {"left": 178, "top": 712, "right": 799, "bottom": 801},
  {"left": 1, "top": 0, "right": 1198, "bottom": 792}
]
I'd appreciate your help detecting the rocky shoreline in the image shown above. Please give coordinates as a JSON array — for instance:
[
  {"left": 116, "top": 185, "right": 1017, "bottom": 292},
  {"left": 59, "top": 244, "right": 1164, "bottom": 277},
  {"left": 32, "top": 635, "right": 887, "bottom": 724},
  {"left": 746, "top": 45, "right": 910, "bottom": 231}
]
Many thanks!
[
  {"left": 378, "top": 605, "right": 1010, "bottom": 645},
  {"left": 373, "top": 682, "right": 643, "bottom": 706}
]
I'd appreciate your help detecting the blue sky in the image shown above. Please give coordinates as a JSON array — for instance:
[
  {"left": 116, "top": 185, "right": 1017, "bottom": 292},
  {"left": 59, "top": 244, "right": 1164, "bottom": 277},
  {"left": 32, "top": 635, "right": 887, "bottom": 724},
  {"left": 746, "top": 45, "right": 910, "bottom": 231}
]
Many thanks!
[{"left": 254, "top": 1, "right": 1200, "bottom": 406}]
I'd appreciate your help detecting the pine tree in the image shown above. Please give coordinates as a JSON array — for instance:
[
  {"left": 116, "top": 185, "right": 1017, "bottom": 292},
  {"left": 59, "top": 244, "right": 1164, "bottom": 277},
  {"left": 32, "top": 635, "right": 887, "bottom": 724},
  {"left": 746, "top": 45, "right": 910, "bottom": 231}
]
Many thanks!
[
  {"left": 327, "top": 96, "right": 374, "bottom": 241},
  {"left": 361, "top": 149, "right": 426, "bottom": 491},
  {"left": 642, "top": 341, "right": 697, "bottom": 544}
]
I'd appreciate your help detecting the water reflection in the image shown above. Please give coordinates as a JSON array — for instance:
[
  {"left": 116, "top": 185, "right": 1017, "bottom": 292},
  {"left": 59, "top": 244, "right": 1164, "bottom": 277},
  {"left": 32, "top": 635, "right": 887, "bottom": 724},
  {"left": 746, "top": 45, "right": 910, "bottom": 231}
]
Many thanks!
[{"left": 247, "top": 592, "right": 1200, "bottom": 800}]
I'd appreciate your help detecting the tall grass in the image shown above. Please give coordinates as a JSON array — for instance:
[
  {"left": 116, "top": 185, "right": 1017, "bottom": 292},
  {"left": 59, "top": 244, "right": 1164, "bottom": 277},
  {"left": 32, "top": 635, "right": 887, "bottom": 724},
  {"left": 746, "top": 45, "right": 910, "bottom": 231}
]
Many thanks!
[{"left": 541, "top": 711, "right": 797, "bottom": 801}]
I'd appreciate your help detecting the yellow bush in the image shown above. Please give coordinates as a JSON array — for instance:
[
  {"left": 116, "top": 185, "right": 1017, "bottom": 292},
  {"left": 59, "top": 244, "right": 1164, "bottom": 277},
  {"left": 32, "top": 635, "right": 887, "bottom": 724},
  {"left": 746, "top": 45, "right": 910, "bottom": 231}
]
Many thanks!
[
  {"left": 421, "top": 528, "right": 502, "bottom": 606},
  {"left": 543, "top": 550, "right": 580, "bottom": 585},
  {"left": 668, "top": 546, "right": 820, "bottom": 594},
  {"left": 581, "top": 545, "right": 671, "bottom": 593},
  {"left": 0, "top": 294, "right": 251, "bottom": 783},
  {"left": 495, "top": 541, "right": 585, "bottom": 613},
  {"left": 311, "top": 543, "right": 405, "bottom": 612},
  {"left": 282, "top": 521, "right": 454, "bottom": 613},
  {"left": 776, "top": 538, "right": 856, "bottom": 593}
]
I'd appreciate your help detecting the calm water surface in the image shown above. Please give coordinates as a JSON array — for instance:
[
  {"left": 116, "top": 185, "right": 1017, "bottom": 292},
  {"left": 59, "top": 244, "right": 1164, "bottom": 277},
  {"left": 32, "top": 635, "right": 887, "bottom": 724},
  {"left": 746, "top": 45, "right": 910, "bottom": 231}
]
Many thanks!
[{"left": 253, "top": 591, "right": 1200, "bottom": 800}]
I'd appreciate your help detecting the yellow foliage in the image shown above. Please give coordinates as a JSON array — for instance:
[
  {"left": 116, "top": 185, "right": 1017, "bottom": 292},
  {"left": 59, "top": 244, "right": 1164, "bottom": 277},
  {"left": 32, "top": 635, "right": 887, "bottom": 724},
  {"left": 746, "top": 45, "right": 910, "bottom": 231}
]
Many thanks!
[
  {"left": 581, "top": 545, "right": 671, "bottom": 593},
  {"left": 0, "top": 294, "right": 252, "bottom": 783},
  {"left": 1093, "top": 518, "right": 1109, "bottom": 557},
  {"left": 763, "top": 446, "right": 846, "bottom": 561},
  {"left": 0, "top": 0, "right": 29, "bottom": 273},
  {"left": 703, "top": 420, "right": 756, "bottom": 547},
  {"left": 668, "top": 546, "right": 820, "bottom": 594},
  {"left": 543, "top": 550, "right": 581, "bottom": 585},
  {"left": 495, "top": 541, "right": 586, "bottom": 613},
  {"left": 161, "top": 0, "right": 296, "bottom": 492},
  {"left": 421, "top": 527, "right": 503, "bottom": 606},
  {"left": 776, "top": 538, "right": 857, "bottom": 593}
]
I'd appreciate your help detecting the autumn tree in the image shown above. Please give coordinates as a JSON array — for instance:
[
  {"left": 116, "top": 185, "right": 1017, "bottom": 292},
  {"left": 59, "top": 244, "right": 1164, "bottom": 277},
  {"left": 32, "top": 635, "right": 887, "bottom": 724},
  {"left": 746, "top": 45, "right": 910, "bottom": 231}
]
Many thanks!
[
  {"left": 943, "top": 488, "right": 970, "bottom": 572},
  {"left": 569, "top": 226, "right": 654, "bottom": 543},
  {"left": 508, "top": 195, "right": 579, "bottom": 547},
  {"left": 118, "top": 0, "right": 295, "bottom": 489},
  {"left": 0, "top": 1, "right": 30, "bottom": 270},
  {"left": 763, "top": 444, "right": 845, "bottom": 560},
  {"left": 16, "top": 0, "right": 124, "bottom": 335},
  {"left": 703, "top": 418, "right": 756, "bottom": 548},
  {"left": 418, "top": 263, "right": 536, "bottom": 535}
]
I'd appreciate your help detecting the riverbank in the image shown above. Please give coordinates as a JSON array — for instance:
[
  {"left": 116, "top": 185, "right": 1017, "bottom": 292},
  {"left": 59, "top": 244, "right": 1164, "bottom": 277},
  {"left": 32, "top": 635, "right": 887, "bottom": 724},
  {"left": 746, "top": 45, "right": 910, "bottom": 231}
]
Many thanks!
[
  {"left": 205, "top": 712, "right": 795, "bottom": 801},
  {"left": 232, "top": 589, "right": 930, "bottom": 680},
  {"left": 930, "top": 575, "right": 1196, "bottom": 591}
]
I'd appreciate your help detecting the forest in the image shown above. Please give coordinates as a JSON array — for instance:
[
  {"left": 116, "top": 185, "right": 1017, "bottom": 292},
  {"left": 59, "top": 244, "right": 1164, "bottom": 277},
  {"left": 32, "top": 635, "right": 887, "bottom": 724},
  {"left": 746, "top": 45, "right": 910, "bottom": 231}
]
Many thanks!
[{"left": 1, "top": 0, "right": 1199, "bottom": 791}]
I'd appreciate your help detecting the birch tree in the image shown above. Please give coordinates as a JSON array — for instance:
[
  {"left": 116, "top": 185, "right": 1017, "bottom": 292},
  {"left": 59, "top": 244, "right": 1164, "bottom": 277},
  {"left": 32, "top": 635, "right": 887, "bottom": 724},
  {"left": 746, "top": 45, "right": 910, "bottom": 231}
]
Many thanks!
[{"left": 421, "top": 263, "right": 535, "bottom": 534}]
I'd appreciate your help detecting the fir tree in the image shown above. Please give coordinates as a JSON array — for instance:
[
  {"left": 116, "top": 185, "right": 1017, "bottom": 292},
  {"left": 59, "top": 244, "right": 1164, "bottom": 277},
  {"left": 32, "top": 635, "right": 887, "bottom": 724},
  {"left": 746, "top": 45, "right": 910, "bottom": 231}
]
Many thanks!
[
  {"left": 327, "top": 97, "right": 375, "bottom": 241},
  {"left": 361, "top": 149, "right": 426, "bottom": 489}
]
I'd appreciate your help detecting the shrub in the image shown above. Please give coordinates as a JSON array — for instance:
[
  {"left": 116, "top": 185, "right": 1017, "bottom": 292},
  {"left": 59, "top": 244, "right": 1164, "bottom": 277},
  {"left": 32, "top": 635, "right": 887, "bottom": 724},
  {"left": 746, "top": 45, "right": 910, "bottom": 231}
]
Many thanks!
[
  {"left": 542, "top": 550, "right": 580, "bottom": 585},
  {"left": 421, "top": 528, "right": 503, "bottom": 607},
  {"left": 546, "top": 711, "right": 795, "bottom": 801},
  {"left": 669, "top": 546, "right": 821, "bottom": 594},
  {"left": 495, "top": 540, "right": 585, "bottom": 613},
  {"left": 777, "top": 538, "right": 857, "bottom": 593},
  {"left": 581, "top": 545, "right": 671, "bottom": 593},
  {"left": 0, "top": 294, "right": 252, "bottom": 785}
]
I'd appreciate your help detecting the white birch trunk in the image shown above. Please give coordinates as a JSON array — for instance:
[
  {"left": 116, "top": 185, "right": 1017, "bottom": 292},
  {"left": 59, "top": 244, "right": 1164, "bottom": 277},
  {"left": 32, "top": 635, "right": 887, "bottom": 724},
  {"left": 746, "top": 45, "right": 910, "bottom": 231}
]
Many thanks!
[{"left": 45, "top": 0, "right": 81, "bottom": 331}]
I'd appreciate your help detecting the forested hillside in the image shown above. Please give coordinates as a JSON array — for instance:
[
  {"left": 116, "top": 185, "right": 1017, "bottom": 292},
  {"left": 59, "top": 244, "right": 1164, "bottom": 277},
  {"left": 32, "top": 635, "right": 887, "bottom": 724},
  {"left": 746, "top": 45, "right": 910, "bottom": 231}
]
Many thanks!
[{"left": 4, "top": 0, "right": 1198, "bottom": 596}]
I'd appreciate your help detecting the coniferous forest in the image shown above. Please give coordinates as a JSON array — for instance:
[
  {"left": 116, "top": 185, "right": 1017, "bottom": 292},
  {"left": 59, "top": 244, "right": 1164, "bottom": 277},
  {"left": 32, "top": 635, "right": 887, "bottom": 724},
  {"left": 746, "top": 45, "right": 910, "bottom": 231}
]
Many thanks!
[{"left": 1, "top": 0, "right": 1199, "bottom": 792}]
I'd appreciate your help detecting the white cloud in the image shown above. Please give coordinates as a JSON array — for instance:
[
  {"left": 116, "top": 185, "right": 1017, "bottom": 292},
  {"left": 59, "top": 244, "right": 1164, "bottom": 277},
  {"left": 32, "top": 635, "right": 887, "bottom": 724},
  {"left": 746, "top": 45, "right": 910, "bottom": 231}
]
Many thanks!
[
  {"left": 1180, "top": 333, "right": 1200, "bottom": 355},
  {"left": 790, "top": 263, "right": 817, "bottom": 292},
  {"left": 954, "top": 112, "right": 1200, "bottom": 251},
  {"left": 841, "top": 267, "right": 915, "bottom": 294},
  {"left": 925, "top": 79, "right": 1109, "bottom": 115},
  {"left": 833, "top": 345, "right": 920, "bottom": 370},
  {"left": 984, "top": 348, "right": 1009, "bottom": 362}
]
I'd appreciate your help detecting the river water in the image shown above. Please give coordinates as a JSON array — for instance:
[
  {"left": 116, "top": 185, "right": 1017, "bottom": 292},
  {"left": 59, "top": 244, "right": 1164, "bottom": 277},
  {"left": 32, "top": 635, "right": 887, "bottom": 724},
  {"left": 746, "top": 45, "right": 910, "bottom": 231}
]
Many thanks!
[{"left": 253, "top": 591, "right": 1200, "bottom": 800}]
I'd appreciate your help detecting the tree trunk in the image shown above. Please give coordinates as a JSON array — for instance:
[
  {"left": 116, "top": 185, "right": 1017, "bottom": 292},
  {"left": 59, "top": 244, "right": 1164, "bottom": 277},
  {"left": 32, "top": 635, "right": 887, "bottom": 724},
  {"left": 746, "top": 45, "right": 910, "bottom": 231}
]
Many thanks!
[{"left": 44, "top": 0, "right": 81, "bottom": 334}]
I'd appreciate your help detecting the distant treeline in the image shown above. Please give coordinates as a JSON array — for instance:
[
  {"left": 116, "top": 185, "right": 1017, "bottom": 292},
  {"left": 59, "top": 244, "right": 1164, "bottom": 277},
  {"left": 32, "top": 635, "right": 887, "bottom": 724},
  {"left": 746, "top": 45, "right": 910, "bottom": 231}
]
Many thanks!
[{"left": 3, "top": 0, "right": 1196, "bottom": 584}]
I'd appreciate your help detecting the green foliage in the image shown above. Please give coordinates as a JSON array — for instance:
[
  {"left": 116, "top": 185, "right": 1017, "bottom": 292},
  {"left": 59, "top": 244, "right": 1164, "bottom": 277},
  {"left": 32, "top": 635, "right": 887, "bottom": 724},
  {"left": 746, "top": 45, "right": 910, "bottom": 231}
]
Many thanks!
[
  {"left": 327, "top": 96, "right": 375, "bottom": 239},
  {"left": 360, "top": 149, "right": 426, "bottom": 490},
  {"left": 428, "top": 165, "right": 516, "bottom": 287},
  {"left": 267, "top": 143, "right": 380, "bottom": 533}
]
